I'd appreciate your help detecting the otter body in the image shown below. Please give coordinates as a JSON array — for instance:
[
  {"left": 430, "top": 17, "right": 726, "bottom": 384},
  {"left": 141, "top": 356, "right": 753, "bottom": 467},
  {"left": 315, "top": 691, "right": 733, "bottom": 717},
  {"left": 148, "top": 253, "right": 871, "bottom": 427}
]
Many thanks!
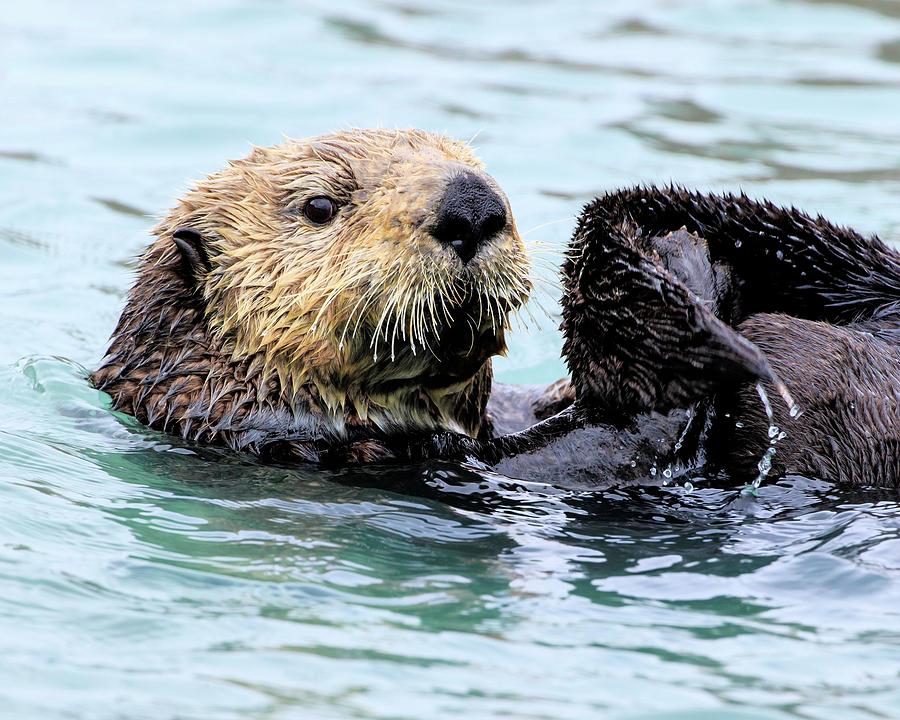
[{"left": 94, "top": 135, "right": 900, "bottom": 489}]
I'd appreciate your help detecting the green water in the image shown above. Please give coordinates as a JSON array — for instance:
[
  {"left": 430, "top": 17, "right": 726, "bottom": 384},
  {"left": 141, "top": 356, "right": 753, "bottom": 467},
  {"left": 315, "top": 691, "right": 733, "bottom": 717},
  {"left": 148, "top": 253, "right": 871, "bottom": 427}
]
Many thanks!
[{"left": 2, "top": 1, "right": 900, "bottom": 718}]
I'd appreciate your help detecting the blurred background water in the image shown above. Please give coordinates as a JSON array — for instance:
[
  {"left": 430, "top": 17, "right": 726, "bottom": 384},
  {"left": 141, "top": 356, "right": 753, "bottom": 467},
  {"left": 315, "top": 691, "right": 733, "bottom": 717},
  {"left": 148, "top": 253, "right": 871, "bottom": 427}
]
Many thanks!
[{"left": 2, "top": 1, "right": 900, "bottom": 718}]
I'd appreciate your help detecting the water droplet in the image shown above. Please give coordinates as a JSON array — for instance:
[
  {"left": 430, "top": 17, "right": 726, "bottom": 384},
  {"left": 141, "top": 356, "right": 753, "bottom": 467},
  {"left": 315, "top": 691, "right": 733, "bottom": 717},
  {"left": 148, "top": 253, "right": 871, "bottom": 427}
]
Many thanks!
[
  {"left": 753, "top": 447, "right": 777, "bottom": 488},
  {"left": 630, "top": 460, "right": 637, "bottom": 468},
  {"left": 756, "top": 383, "right": 774, "bottom": 425},
  {"left": 750, "top": 382, "right": 792, "bottom": 488},
  {"left": 789, "top": 404, "right": 801, "bottom": 418},
  {"left": 776, "top": 250, "right": 784, "bottom": 260},
  {"left": 735, "top": 238, "right": 742, "bottom": 248},
  {"left": 735, "top": 421, "right": 744, "bottom": 428},
  {"left": 672, "top": 407, "right": 696, "bottom": 455},
  {"left": 683, "top": 481, "right": 694, "bottom": 492},
  {"left": 650, "top": 466, "right": 657, "bottom": 477},
  {"left": 663, "top": 467, "right": 673, "bottom": 479}
]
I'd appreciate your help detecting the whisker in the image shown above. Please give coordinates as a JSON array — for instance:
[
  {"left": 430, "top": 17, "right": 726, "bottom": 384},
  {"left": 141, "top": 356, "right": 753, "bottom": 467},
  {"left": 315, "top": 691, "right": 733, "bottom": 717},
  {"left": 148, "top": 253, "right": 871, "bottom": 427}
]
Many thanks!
[{"left": 521, "top": 216, "right": 576, "bottom": 238}]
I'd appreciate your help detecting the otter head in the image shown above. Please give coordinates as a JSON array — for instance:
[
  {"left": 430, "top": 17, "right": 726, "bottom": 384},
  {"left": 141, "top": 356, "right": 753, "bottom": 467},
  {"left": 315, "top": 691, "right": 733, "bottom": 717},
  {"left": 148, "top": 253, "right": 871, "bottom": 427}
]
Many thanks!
[{"left": 151, "top": 129, "right": 530, "bottom": 439}]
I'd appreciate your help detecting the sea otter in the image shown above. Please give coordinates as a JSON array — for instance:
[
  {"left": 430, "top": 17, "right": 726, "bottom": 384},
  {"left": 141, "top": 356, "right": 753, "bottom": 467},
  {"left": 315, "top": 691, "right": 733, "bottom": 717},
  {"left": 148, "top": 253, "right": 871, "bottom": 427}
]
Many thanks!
[
  {"left": 92, "top": 129, "right": 532, "bottom": 462},
  {"left": 94, "top": 130, "right": 900, "bottom": 488}
]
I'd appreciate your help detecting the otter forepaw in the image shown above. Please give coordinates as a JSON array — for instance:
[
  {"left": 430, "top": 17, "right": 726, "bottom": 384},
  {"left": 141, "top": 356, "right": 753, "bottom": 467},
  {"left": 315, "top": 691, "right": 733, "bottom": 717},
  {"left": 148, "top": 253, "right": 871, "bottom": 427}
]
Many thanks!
[{"left": 562, "top": 219, "right": 779, "bottom": 419}]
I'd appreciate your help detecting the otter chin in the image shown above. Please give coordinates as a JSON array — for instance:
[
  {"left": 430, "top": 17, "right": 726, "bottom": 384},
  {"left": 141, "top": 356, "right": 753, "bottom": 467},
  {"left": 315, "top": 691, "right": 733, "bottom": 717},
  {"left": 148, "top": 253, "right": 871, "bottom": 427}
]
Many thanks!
[{"left": 92, "top": 129, "right": 531, "bottom": 459}]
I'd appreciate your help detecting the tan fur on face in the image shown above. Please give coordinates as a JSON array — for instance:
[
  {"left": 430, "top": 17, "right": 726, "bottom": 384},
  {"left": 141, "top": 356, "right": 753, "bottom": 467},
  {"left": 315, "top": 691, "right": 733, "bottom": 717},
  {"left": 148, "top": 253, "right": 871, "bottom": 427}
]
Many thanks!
[{"left": 152, "top": 129, "right": 531, "bottom": 436}]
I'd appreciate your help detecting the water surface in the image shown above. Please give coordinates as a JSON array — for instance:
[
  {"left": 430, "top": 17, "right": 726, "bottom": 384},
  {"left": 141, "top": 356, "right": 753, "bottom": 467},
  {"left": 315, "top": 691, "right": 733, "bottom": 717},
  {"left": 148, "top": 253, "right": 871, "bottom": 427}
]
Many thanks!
[{"left": 2, "top": 1, "right": 900, "bottom": 718}]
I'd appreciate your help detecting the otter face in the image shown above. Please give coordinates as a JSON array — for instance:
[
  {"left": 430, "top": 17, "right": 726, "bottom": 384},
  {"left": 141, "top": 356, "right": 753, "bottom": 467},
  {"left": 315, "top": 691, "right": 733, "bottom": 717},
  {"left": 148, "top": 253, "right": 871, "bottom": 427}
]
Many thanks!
[{"left": 155, "top": 129, "right": 530, "bottom": 432}]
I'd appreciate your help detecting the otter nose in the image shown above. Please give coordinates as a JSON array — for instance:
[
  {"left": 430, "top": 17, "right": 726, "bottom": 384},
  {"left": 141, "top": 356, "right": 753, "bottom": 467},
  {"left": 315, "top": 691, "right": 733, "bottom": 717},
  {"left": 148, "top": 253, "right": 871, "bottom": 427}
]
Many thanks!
[{"left": 431, "top": 173, "right": 507, "bottom": 263}]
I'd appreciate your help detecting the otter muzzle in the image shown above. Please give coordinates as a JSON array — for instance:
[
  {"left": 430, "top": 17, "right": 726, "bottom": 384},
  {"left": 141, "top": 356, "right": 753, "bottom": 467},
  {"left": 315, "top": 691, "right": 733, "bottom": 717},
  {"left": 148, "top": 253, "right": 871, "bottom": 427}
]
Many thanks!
[{"left": 430, "top": 172, "right": 507, "bottom": 263}]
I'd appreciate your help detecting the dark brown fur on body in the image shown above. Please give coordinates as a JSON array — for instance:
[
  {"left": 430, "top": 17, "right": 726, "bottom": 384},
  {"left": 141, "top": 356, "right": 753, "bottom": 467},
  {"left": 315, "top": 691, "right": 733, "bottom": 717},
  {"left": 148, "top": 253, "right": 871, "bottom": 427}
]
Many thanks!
[
  {"left": 93, "top": 239, "right": 359, "bottom": 461},
  {"left": 559, "top": 187, "right": 900, "bottom": 488},
  {"left": 723, "top": 316, "right": 900, "bottom": 486}
]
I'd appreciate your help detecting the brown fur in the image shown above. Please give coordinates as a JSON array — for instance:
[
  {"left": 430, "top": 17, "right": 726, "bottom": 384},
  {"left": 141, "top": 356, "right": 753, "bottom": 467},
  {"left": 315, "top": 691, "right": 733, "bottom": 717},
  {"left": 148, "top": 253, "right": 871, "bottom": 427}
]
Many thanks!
[
  {"left": 92, "top": 129, "right": 531, "bottom": 458},
  {"left": 724, "top": 316, "right": 900, "bottom": 486},
  {"left": 560, "top": 186, "right": 900, "bottom": 487}
]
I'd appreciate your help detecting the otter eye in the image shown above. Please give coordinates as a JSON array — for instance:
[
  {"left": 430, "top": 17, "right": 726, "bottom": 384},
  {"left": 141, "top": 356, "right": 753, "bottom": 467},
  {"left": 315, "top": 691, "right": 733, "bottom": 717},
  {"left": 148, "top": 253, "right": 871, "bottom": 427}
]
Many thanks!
[{"left": 302, "top": 196, "right": 337, "bottom": 225}]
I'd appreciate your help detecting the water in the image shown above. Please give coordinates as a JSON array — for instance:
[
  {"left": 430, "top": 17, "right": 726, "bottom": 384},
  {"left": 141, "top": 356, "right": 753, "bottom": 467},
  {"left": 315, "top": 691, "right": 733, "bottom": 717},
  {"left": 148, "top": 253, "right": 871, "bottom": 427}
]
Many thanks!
[
  {"left": 748, "top": 384, "right": 780, "bottom": 492},
  {"left": 2, "top": 1, "right": 900, "bottom": 718}
]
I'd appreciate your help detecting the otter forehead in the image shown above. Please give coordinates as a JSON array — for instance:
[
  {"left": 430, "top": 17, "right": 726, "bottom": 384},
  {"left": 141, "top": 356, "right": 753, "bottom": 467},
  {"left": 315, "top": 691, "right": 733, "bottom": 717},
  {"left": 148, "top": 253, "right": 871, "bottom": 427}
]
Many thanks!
[
  {"left": 196, "top": 129, "right": 513, "bottom": 265},
  {"left": 190, "top": 129, "right": 499, "bottom": 251},
  {"left": 249, "top": 128, "right": 484, "bottom": 201},
  {"left": 304, "top": 128, "right": 484, "bottom": 172}
]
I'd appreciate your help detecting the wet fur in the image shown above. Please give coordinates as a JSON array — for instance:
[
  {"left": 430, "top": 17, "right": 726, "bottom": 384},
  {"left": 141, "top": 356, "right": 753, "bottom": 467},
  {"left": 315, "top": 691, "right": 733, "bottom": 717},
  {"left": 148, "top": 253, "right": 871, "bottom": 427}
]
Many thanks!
[
  {"left": 572, "top": 187, "right": 899, "bottom": 487},
  {"left": 720, "top": 316, "right": 900, "bottom": 485},
  {"left": 92, "top": 130, "right": 531, "bottom": 459},
  {"left": 518, "top": 187, "right": 900, "bottom": 487},
  {"left": 93, "top": 136, "right": 900, "bottom": 489}
]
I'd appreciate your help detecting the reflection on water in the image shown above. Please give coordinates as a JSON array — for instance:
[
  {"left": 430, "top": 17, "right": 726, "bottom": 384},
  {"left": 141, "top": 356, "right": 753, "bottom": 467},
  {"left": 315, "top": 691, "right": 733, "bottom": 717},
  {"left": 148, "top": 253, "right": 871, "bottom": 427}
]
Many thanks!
[{"left": 2, "top": 1, "right": 900, "bottom": 718}]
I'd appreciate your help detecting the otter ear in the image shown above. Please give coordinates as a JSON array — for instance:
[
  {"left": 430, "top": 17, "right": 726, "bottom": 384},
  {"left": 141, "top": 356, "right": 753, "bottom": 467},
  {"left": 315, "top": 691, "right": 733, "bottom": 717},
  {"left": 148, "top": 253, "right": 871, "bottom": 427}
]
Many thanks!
[{"left": 172, "top": 227, "right": 212, "bottom": 287}]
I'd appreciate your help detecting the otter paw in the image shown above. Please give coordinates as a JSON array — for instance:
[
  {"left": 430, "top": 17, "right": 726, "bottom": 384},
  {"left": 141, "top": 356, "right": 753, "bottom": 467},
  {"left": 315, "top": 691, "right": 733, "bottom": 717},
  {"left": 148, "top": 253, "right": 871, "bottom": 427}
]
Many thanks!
[{"left": 562, "top": 218, "right": 778, "bottom": 419}]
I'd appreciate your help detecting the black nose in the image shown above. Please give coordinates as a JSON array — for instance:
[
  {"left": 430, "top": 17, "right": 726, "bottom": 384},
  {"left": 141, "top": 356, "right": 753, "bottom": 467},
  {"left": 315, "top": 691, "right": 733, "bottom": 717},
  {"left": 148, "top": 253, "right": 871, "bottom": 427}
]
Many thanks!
[{"left": 430, "top": 173, "right": 507, "bottom": 263}]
